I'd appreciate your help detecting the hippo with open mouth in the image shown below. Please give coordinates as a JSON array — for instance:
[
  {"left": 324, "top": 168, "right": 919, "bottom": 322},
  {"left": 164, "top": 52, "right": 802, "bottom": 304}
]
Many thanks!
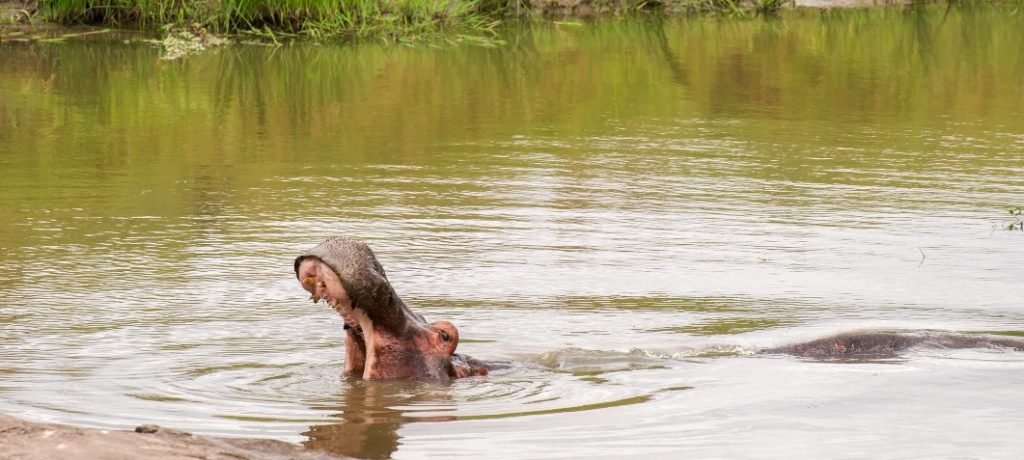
[{"left": 295, "top": 237, "right": 488, "bottom": 380}]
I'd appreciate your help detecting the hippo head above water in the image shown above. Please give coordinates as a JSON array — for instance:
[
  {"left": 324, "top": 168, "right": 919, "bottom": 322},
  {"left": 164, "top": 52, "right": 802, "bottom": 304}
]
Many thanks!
[{"left": 295, "top": 237, "right": 488, "bottom": 380}]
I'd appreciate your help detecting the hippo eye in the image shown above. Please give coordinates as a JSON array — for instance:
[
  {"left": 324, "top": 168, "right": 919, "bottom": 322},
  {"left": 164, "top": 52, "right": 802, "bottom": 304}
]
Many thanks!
[{"left": 439, "top": 330, "right": 450, "bottom": 342}]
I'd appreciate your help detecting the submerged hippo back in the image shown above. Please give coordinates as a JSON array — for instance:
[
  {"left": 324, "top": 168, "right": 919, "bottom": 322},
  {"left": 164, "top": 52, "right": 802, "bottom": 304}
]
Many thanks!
[{"left": 770, "top": 331, "right": 1024, "bottom": 359}]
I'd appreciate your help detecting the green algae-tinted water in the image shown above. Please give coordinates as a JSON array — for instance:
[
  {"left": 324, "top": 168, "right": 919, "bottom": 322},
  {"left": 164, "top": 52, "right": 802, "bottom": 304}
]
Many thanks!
[{"left": 2, "top": 5, "right": 1023, "bottom": 458}]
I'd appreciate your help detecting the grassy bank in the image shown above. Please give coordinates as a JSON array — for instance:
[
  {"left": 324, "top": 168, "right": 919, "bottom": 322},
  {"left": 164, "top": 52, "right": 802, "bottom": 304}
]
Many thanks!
[
  {"left": 24, "top": 0, "right": 793, "bottom": 40},
  {"left": 15, "top": 1, "right": 1015, "bottom": 41},
  {"left": 36, "top": 0, "right": 508, "bottom": 39}
]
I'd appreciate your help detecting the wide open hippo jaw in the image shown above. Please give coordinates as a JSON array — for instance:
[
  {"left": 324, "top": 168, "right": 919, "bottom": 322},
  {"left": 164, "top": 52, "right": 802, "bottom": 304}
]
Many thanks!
[{"left": 295, "top": 237, "right": 488, "bottom": 380}]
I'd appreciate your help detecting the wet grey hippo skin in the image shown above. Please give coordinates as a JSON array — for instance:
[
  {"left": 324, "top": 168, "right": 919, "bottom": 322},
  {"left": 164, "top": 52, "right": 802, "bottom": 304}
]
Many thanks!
[
  {"left": 769, "top": 331, "right": 1024, "bottom": 359},
  {"left": 295, "top": 237, "right": 487, "bottom": 380}
]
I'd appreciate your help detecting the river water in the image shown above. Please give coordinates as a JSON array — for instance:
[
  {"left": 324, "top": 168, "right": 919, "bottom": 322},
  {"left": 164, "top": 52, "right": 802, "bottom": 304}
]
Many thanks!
[{"left": 2, "top": 4, "right": 1023, "bottom": 459}]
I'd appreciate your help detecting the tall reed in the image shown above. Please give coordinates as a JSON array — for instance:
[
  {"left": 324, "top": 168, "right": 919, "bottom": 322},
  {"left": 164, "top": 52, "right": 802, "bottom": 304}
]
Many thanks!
[{"left": 40, "top": 0, "right": 215, "bottom": 27}]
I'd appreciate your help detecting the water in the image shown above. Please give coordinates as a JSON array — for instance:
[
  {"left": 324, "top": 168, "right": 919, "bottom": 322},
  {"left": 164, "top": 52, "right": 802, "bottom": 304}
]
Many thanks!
[{"left": 2, "top": 4, "right": 1024, "bottom": 459}]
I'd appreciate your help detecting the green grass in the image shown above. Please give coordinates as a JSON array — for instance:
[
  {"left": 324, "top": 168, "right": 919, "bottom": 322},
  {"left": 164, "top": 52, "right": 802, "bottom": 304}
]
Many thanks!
[
  {"left": 39, "top": 0, "right": 215, "bottom": 27},
  {"left": 30, "top": 0, "right": 1012, "bottom": 41},
  {"left": 32, "top": 0, "right": 789, "bottom": 39},
  {"left": 36, "top": 0, "right": 508, "bottom": 38},
  {"left": 221, "top": 0, "right": 502, "bottom": 39}
]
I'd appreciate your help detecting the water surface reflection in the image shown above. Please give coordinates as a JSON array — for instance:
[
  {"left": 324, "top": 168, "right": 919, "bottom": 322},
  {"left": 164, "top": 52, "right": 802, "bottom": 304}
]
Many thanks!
[{"left": 304, "top": 380, "right": 453, "bottom": 459}]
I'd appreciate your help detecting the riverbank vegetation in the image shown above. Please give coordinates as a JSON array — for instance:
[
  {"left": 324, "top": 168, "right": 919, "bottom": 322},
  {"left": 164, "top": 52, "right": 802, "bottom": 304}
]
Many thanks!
[
  {"left": 10, "top": 0, "right": 802, "bottom": 41},
  {"left": 5, "top": 1, "right": 1021, "bottom": 42}
]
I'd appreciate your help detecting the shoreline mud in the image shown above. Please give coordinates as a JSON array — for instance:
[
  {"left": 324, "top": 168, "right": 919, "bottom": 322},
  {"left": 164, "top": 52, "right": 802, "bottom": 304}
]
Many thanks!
[{"left": 0, "top": 414, "right": 351, "bottom": 460}]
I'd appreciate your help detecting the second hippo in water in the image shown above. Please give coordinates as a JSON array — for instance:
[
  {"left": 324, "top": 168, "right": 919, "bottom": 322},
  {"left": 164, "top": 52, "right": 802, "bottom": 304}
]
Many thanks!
[
  {"left": 295, "top": 237, "right": 488, "bottom": 380},
  {"left": 769, "top": 330, "right": 1024, "bottom": 359}
]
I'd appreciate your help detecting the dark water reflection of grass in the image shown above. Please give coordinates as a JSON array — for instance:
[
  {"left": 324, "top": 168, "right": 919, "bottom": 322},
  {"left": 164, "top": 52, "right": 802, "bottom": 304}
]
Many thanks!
[
  {"left": 651, "top": 317, "right": 793, "bottom": 335},
  {"left": 1, "top": 6, "right": 1021, "bottom": 264},
  {"left": 2, "top": 5, "right": 1022, "bottom": 201}
]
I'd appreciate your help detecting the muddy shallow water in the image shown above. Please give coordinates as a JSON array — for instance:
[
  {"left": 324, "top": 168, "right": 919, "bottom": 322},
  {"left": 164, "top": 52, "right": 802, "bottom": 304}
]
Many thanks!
[{"left": 2, "top": 4, "right": 1024, "bottom": 459}]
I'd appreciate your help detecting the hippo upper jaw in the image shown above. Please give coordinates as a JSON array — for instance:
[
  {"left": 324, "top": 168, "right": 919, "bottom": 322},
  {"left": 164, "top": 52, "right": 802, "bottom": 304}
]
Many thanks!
[{"left": 294, "top": 237, "right": 417, "bottom": 333}]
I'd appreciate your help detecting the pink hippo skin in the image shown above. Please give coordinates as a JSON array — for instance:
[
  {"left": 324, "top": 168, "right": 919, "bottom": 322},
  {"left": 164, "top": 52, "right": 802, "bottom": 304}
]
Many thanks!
[{"left": 295, "top": 237, "right": 487, "bottom": 380}]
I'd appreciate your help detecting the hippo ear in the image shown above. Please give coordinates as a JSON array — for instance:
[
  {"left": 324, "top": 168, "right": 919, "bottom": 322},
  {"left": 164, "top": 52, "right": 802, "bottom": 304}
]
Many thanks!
[{"left": 430, "top": 321, "right": 459, "bottom": 356}]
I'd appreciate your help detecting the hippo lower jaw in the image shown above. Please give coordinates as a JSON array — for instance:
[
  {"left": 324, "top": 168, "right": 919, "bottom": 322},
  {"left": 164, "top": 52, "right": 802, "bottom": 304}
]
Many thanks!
[
  {"left": 329, "top": 303, "right": 486, "bottom": 380},
  {"left": 305, "top": 271, "right": 455, "bottom": 380}
]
